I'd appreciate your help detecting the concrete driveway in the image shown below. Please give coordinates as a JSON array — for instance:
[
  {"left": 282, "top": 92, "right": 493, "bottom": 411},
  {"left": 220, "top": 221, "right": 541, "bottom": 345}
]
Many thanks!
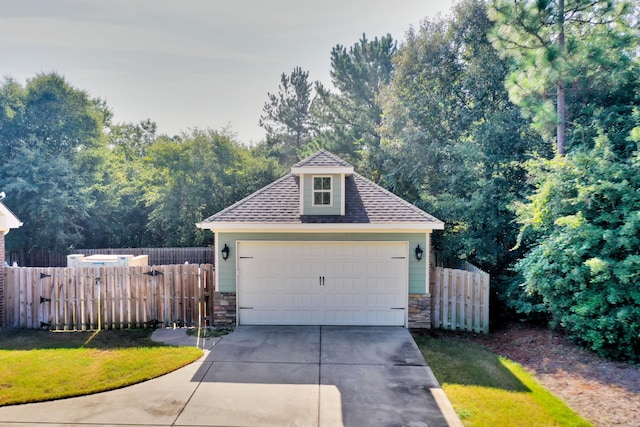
[{"left": 0, "top": 326, "right": 461, "bottom": 427}]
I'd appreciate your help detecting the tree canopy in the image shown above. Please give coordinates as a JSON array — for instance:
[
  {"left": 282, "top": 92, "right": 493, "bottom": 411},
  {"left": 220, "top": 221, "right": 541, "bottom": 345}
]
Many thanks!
[
  {"left": 489, "top": 0, "right": 635, "bottom": 154},
  {"left": 259, "top": 66, "right": 316, "bottom": 164},
  {"left": 0, "top": 74, "right": 282, "bottom": 253},
  {"left": 493, "top": 0, "right": 640, "bottom": 359}
]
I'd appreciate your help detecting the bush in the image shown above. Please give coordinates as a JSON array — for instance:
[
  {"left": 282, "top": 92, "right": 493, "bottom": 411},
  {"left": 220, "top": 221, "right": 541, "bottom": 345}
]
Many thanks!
[{"left": 514, "top": 135, "right": 640, "bottom": 361}]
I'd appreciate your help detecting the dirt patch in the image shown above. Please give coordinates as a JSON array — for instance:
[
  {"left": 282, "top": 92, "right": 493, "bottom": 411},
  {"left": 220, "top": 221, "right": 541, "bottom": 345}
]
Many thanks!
[{"left": 467, "top": 325, "right": 640, "bottom": 427}]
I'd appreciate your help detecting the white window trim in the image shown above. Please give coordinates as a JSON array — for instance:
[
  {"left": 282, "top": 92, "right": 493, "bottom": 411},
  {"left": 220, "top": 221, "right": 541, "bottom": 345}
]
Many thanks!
[
  {"left": 312, "top": 175, "right": 333, "bottom": 207},
  {"left": 340, "top": 174, "right": 345, "bottom": 215},
  {"left": 299, "top": 173, "right": 305, "bottom": 214}
]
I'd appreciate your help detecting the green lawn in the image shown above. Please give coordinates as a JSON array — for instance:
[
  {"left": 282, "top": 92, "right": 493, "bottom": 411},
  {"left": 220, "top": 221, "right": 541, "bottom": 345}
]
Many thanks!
[
  {"left": 413, "top": 332, "right": 592, "bottom": 427},
  {"left": 0, "top": 329, "right": 203, "bottom": 406}
]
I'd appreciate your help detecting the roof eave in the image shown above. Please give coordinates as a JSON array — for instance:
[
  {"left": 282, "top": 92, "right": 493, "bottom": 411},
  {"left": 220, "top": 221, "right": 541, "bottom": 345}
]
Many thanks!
[
  {"left": 0, "top": 203, "right": 23, "bottom": 234},
  {"left": 195, "top": 221, "right": 445, "bottom": 233}
]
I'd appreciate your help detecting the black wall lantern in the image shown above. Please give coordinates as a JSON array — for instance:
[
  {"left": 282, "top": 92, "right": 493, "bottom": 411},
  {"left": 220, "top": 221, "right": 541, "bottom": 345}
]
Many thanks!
[
  {"left": 221, "top": 244, "right": 230, "bottom": 261},
  {"left": 415, "top": 244, "right": 424, "bottom": 261}
]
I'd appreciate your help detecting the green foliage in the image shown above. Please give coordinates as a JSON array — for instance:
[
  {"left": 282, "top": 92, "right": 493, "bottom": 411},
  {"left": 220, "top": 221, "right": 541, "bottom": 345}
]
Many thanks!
[
  {"left": 514, "top": 133, "right": 640, "bottom": 361},
  {"left": 143, "top": 129, "right": 282, "bottom": 247},
  {"left": 79, "top": 121, "right": 158, "bottom": 248},
  {"left": 313, "top": 34, "right": 396, "bottom": 176},
  {"left": 493, "top": 0, "right": 640, "bottom": 358},
  {"left": 3, "top": 138, "right": 91, "bottom": 251},
  {"left": 489, "top": 0, "right": 635, "bottom": 153},
  {"left": 1, "top": 73, "right": 283, "bottom": 253},
  {"left": 259, "top": 66, "right": 316, "bottom": 164},
  {"left": 0, "top": 73, "right": 109, "bottom": 252},
  {"left": 378, "top": 0, "right": 546, "bottom": 275}
]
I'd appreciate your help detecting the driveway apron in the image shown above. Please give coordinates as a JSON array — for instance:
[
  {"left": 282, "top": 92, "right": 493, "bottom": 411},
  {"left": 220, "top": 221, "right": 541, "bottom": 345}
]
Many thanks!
[{"left": 0, "top": 326, "right": 459, "bottom": 427}]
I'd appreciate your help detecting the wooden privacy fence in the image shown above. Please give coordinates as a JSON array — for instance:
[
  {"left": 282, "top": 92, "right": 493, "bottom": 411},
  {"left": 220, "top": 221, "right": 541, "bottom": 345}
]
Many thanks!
[
  {"left": 430, "top": 264, "right": 490, "bottom": 333},
  {"left": 3, "top": 264, "right": 214, "bottom": 331},
  {"left": 7, "top": 247, "right": 215, "bottom": 268},
  {"left": 73, "top": 247, "right": 215, "bottom": 266}
]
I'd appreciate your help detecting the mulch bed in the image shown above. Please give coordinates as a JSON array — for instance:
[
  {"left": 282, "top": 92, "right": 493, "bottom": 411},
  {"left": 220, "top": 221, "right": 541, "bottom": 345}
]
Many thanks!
[{"left": 465, "top": 325, "right": 640, "bottom": 427}]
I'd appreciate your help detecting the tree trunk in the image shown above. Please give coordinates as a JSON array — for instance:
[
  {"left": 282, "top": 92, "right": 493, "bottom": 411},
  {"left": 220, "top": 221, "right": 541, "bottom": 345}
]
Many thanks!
[
  {"left": 557, "top": 79, "right": 566, "bottom": 155},
  {"left": 556, "top": 0, "right": 566, "bottom": 156}
]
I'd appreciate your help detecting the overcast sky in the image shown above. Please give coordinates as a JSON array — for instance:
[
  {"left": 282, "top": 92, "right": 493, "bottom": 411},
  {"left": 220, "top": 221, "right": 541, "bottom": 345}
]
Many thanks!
[{"left": 1, "top": 0, "right": 456, "bottom": 144}]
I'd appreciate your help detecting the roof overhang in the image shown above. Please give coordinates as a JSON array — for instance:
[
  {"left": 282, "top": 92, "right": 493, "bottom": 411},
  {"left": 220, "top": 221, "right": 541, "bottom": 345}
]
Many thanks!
[
  {"left": 196, "top": 221, "right": 445, "bottom": 233},
  {"left": 0, "top": 202, "right": 23, "bottom": 235},
  {"left": 291, "top": 166, "right": 354, "bottom": 176}
]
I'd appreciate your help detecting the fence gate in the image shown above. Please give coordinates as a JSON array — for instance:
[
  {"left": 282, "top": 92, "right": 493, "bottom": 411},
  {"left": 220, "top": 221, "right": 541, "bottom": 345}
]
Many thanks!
[
  {"left": 3, "top": 264, "right": 214, "bottom": 330},
  {"left": 430, "top": 265, "right": 490, "bottom": 334}
]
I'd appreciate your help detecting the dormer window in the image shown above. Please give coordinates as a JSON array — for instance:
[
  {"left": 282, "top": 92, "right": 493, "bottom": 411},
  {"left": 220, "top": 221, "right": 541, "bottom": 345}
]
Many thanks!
[
  {"left": 291, "top": 150, "right": 352, "bottom": 215},
  {"left": 313, "top": 176, "right": 332, "bottom": 206}
]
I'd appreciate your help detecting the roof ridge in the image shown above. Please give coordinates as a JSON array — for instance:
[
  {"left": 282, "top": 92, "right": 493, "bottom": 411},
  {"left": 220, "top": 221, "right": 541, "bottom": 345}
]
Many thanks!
[
  {"left": 201, "top": 173, "right": 294, "bottom": 222},
  {"left": 352, "top": 172, "right": 442, "bottom": 223},
  {"left": 293, "top": 149, "right": 352, "bottom": 168}
]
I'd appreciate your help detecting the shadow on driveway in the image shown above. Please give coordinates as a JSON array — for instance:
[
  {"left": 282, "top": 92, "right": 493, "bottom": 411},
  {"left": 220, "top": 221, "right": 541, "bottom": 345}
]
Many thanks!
[{"left": 180, "top": 326, "right": 456, "bottom": 427}]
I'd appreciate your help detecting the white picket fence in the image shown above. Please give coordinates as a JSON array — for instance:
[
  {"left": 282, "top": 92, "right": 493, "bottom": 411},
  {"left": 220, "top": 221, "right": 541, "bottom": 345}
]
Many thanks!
[{"left": 431, "top": 264, "right": 490, "bottom": 333}]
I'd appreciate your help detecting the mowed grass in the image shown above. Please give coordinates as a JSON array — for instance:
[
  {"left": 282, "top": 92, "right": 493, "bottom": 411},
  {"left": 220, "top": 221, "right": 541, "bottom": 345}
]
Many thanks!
[
  {"left": 0, "top": 329, "right": 203, "bottom": 406},
  {"left": 413, "top": 332, "right": 592, "bottom": 427}
]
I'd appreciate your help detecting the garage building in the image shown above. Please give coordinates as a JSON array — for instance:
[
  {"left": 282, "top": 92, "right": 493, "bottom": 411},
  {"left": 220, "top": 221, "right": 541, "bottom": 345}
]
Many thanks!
[{"left": 196, "top": 150, "right": 444, "bottom": 327}]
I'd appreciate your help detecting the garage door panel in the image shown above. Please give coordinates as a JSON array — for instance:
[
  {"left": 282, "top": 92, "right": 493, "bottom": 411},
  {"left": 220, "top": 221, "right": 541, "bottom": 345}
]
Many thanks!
[{"left": 238, "top": 241, "right": 408, "bottom": 326}]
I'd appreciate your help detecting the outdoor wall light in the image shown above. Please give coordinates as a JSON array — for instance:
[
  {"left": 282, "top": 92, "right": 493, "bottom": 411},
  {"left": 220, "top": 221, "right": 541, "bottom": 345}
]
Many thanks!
[
  {"left": 221, "top": 244, "right": 230, "bottom": 261},
  {"left": 415, "top": 244, "right": 424, "bottom": 261}
]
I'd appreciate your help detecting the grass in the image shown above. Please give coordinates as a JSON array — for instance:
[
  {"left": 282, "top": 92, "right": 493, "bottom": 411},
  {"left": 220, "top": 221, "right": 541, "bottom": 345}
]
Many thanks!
[
  {"left": 0, "top": 328, "right": 203, "bottom": 406},
  {"left": 413, "top": 332, "right": 593, "bottom": 427}
]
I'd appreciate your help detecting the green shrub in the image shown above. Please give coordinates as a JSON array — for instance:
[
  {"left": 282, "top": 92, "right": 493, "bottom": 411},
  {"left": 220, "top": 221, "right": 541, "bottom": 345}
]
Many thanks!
[{"left": 514, "top": 133, "right": 640, "bottom": 361}]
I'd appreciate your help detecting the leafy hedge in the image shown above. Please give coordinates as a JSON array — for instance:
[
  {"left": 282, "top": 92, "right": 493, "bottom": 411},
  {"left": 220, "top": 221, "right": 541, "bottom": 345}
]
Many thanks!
[{"left": 512, "top": 130, "right": 640, "bottom": 362}]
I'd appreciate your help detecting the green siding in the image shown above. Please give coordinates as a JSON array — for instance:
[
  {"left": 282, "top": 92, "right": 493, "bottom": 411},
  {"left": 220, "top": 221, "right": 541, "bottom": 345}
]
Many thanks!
[
  {"left": 216, "top": 232, "right": 429, "bottom": 294},
  {"left": 302, "top": 174, "right": 342, "bottom": 215}
]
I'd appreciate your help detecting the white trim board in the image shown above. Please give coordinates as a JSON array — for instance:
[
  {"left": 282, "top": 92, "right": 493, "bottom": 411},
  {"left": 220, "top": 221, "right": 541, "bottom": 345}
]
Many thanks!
[{"left": 197, "top": 223, "right": 444, "bottom": 232}]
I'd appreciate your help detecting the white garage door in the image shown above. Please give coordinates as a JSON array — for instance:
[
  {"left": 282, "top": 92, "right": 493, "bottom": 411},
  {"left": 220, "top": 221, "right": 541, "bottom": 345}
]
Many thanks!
[{"left": 237, "top": 241, "right": 408, "bottom": 326}]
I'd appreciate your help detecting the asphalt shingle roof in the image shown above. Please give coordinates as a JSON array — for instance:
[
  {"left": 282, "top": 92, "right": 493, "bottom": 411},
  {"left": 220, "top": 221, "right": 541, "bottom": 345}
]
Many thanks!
[
  {"left": 200, "top": 163, "right": 443, "bottom": 226},
  {"left": 293, "top": 149, "right": 352, "bottom": 168}
]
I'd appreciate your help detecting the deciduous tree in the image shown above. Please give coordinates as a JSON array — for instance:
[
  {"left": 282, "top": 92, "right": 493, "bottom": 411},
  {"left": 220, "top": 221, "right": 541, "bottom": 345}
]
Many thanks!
[
  {"left": 0, "top": 73, "right": 110, "bottom": 252},
  {"left": 379, "top": 0, "right": 545, "bottom": 274}
]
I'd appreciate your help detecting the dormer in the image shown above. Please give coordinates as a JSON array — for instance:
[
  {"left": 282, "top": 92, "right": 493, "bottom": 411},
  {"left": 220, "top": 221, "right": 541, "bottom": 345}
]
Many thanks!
[{"left": 291, "top": 150, "right": 354, "bottom": 216}]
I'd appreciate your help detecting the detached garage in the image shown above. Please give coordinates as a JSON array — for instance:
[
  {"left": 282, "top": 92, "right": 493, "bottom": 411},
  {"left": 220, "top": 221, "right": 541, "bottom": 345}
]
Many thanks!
[{"left": 196, "top": 150, "right": 444, "bottom": 328}]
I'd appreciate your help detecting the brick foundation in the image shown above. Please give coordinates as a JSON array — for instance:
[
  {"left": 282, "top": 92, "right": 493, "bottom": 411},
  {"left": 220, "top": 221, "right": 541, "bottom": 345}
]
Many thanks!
[
  {"left": 212, "top": 292, "right": 237, "bottom": 326},
  {"left": 210, "top": 291, "right": 432, "bottom": 329},
  {"left": 408, "top": 293, "right": 432, "bottom": 329}
]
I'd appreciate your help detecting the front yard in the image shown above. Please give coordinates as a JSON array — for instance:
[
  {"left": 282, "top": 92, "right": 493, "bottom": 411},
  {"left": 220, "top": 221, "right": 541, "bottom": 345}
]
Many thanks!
[
  {"left": 0, "top": 329, "right": 202, "bottom": 406},
  {"left": 3, "top": 325, "right": 637, "bottom": 426},
  {"left": 415, "top": 326, "right": 640, "bottom": 427}
]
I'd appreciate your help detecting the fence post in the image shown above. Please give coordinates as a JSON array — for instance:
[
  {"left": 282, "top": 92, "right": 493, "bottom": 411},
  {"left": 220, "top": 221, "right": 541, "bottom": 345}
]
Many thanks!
[{"left": 482, "top": 272, "right": 490, "bottom": 334}]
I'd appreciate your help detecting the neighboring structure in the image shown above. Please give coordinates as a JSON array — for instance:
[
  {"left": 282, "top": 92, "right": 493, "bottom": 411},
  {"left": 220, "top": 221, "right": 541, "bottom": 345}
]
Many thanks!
[
  {"left": 197, "top": 150, "right": 444, "bottom": 328},
  {"left": 67, "top": 254, "right": 149, "bottom": 268},
  {"left": 0, "top": 200, "right": 23, "bottom": 328}
]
